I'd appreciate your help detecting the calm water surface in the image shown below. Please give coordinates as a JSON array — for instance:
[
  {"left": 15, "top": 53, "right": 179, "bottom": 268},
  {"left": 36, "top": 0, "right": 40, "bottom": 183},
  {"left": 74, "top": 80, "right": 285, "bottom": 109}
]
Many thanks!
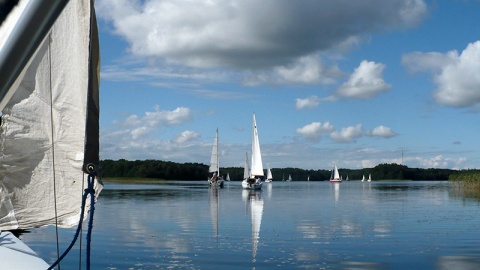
[{"left": 21, "top": 181, "right": 480, "bottom": 269}]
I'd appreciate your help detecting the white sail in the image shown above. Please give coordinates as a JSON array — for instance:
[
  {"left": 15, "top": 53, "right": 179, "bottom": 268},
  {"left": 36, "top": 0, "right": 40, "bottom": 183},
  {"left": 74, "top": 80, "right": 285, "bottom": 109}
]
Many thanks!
[
  {"left": 250, "top": 113, "right": 264, "bottom": 177},
  {"left": 0, "top": 0, "right": 102, "bottom": 230},
  {"left": 243, "top": 152, "right": 250, "bottom": 179},
  {"left": 266, "top": 167, "right": 273, "bottom": 180},
  {"left": 330, "top": 164, "right": 341, "bottom": 182},
  {"left": 209, "top": 128, "right": 219, "bottom": 174}
]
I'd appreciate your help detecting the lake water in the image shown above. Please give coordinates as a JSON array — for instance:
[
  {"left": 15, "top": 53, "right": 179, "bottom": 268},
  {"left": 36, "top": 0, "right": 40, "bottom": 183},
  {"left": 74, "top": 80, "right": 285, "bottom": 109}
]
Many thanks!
[{"left": 20, "top": 180, "right": 480, "bottom": 269}]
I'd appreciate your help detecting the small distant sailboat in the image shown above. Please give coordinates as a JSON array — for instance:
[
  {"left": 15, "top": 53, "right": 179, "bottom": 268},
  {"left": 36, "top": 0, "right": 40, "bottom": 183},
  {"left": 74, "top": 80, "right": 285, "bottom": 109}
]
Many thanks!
[
  {"left": 307, "top": 175, "right": 310, "bottom": 181},
  {"left": 329, "top": 164, "right": 342, "bottom": 182},
  {"left": 265, "top": 166, "right": 273, "bottom": 182},
  {"left": 226, "top": 173, "right": 231, "bottom": 181},
  {"left": 287, "top": 174, "right": 292, "bottom": 182},
  {"left": 368, "top": 174, "right": 372, "bottom": 182},
  {"left": 346, "top": 175, "right": 349, "bottom": 181},
  {"left": 361, "top": 175, "right": 366, "bottom": 182},
  {"left": 208, "top": 128, "right": 224, "bottom": 188},
  {"left": 242, "top": 113, "right": 264, "bottom": 190}
]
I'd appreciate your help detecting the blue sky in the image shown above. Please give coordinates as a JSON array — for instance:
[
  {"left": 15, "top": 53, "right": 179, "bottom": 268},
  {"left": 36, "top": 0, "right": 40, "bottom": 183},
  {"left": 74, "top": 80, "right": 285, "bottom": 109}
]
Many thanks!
[{"left": 95, "top": 0, "right": 480, "bottom": 170}]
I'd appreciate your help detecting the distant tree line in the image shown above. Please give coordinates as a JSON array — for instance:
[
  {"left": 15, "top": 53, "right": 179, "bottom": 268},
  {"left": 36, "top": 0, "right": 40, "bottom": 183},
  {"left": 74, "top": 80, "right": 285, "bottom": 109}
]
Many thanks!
[{"left": 99, "top": 160, "right": 459, "bottom": 181}]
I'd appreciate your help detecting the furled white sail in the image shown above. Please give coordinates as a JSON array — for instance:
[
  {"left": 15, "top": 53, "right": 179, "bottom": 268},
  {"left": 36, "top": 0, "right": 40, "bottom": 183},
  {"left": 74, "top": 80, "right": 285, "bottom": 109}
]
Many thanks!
[
  {"left": 0, "top": 0, "right": 102, "bottom": 230},
  {"left": 250, "top": 114, "right": 264, "bottom": 177},
  {"left": 209, "top": 128, "right": 219, "bottom": 174}
]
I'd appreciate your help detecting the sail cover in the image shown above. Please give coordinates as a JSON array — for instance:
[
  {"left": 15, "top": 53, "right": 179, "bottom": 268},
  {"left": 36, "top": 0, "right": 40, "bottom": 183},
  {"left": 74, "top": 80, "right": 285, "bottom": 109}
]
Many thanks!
[{"left": 0, "top": 0, "right": 101, "bottom": 230}]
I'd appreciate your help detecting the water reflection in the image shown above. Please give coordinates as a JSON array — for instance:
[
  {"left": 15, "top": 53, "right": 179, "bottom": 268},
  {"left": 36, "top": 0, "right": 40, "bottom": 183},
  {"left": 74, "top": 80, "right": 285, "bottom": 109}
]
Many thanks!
[
  {"left": 437, "top": 256, "right": 480, "bottom": 270},
  {"left": 21, "top": 181, "right": 480, "bottom": 269},
  {"left": 242, "top": 189, "right": 264, "bottom": 263},
  {"left": 449, "top": 184, "right": 480, "bottom": 202},
  {"left": 266, "top": 181, "right": 272, "bottom": 200},
  {"left": 210, "top": 187, "right": 219, "bottom": 238},
  {"left": 331, "top": 182, "right": 340, "bottom": 203}
]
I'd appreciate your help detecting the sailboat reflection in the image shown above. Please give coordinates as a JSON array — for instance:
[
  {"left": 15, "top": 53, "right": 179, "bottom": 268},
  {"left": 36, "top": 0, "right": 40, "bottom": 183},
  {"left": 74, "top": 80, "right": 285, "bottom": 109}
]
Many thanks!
[
  {"left": 333, "top": 182, "right": 340, "bottom": 203},
  {"left": 210, "top": 187, "right": 219, "bottom": 238},
  {"left": 242, "top": 189, "right": 264, "bottom": 262}
]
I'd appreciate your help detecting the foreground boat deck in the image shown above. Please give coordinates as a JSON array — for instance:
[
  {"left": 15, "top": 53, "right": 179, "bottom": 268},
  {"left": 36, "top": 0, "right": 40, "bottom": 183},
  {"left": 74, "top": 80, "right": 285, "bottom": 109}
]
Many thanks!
[{"left": 0, "top": 231, "right": 49, "bottom": 269}]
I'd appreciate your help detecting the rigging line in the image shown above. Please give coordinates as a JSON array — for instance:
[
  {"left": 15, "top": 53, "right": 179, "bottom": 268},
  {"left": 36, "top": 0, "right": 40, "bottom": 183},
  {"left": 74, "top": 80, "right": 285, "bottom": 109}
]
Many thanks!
[
  {"left": 47, "top": 32, "right": 61, "bottom": 270},
  {"left": 79, "top": 173, "right": 85, "bottom": 270},
  {"left": 48, "top": 171, "right": 96, "bottom": 270}
]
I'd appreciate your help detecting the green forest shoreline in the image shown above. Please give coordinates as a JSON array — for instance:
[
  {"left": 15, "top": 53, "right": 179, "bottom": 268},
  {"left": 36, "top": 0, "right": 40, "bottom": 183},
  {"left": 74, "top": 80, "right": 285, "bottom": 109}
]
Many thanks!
[{"left": 99, "top": 159, "right": 480, "bottom": 183}]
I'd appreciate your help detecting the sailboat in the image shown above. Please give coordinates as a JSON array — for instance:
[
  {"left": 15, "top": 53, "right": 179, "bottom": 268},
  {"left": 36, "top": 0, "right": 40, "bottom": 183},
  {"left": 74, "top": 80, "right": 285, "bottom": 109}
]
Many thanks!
[
  {"left": 329, "top": 164, "right": 342, "bottom": 182},
  {"left": 346, "top": 175, "right": 349, "bottom": 181},
  {"left": 226, "top": 173, "right": 231, "bottom": 181},
  {"left": 0, "top": 0, "right": 103, "bottom": 268},
  {"left": 208, "top": 128, "right": 224, "bottom": 187},
  {"left": 361, "top": 175, "right": 366, "bottom": 182},
  {"left": 287, "top": 174, "right": 292, "bottom": 182},
  {"left": 368, "top": 174, "right": 372, "bottom": 182},
  {"left": 265, "top": 166, "right": 273, "bottom": 182},
  {"left": 242, "top": 113, "right": 264, "bottom": 190}
]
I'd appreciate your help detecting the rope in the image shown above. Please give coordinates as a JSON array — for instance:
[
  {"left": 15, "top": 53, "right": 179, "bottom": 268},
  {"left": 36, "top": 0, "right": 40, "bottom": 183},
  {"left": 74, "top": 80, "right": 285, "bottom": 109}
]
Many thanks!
[
  {"left": 48, "top": 171, "right": 97, "bottom": 270},
  {"left": 46, "top": 32, "right": 62, "bottom": 269}
]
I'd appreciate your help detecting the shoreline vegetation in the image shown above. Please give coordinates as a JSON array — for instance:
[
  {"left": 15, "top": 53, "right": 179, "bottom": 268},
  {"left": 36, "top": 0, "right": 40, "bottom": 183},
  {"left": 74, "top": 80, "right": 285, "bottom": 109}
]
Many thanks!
[
  {"left": 99, "top": 159, "right": 478, "bottom": 182},
  {"left": 449, "top": 170, "right": 480, "bottom": 190}
]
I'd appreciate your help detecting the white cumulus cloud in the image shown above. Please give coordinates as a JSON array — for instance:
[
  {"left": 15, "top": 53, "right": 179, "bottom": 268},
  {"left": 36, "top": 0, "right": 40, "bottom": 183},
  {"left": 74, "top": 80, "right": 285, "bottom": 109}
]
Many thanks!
[
  {"left": 295, "top": 96, "right": 320, "bottom": 110},
  {"left": 330, "top": 124, "right": 363, "bottom": 143},
  {"left": 274, "top": 55, "right": 341, "bottom": 85},
  {"left": 337, "top": 60, "right": 391, "bottom": 99},
  {"left": 120, "top": 105, "right": 192, "bottom": 139},
  {"left": 402, "top": 41, "right": 480, "bottom": 108},
  {"left": 295, "top": 122, "right": 335, "bottom": 140},
  {"left": 367, "top": 125, "right": 397, "bottom": 138},
  {"left": 172, "top": 130, "right": 200, "bottom": 145},
  {"left": 97, "top": 0, "right": 426, "bottom": 70}
]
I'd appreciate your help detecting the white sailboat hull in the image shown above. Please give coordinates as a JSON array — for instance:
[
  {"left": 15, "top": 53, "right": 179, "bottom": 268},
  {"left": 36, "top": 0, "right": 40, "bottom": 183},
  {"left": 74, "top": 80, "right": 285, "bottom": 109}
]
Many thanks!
[
  {"left": 209, "top": 178, "right": 225, "bottom": 187},
  {"left": 0, "top": 231, "right": 49, "bottom": 269},
  {"left": 242, "top": 178, "right": 263, "bottom": 190}
]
